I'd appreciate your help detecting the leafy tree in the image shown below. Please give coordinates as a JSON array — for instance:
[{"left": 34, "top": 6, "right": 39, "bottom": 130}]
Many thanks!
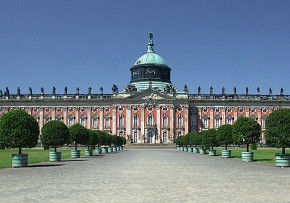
[
  {"left": 265, "top": 109, "right": 290, "bottom": 154},
  {"left": 217, "top": 124, "right": 233, "bottom": 150},
  {"left": 189, "top": 132, "right": 202, "bottom": 147},
  {"left": 121, "top": 136, "right": 126, "bottom": 145},
  {"left": 184, "top": 133, "right": 191, "bottom": 146},
  {"left": 175, "top": 136, "right": 182, "bottom": 146},
  {"left": 180, "top": 136, "right": 186, "bottom": 146},
  {"left": 117, "top": 136, "right": 123, "bottom": 147},
  {"left": 233, "top": 117, "right": 261, "bottom": 152},
  {"left": 111, "top": 135, "right": 118, "bottom": 146},
  {"left": 69, "top": 124, "right": 89, "bottom": 150},
  {"left": 203, "top": 129, "right": 219, "bottom": 150},
  {"left": 0, "top": 110, "right": 39, "bottom": 154},
  {"left": 105, "top": 134, "right": 112, "bottom": 146},
  {"left": 96, "top": 130, "right": 106, "bottom": 147},
  {"left": 41, "top": 120, "right": 69, "bottom": 152},
  {"left": 88, "top": 130, "right": 99, "bottom": 149}
]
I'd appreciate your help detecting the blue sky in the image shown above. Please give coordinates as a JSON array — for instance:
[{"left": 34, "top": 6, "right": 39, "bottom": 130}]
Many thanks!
[{"left": 0, "top": 0, "right": 290, "bottom": 95}]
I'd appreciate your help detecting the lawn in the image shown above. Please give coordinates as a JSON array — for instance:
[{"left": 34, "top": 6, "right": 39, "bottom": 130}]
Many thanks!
[
  {"left": 216, "top": 148, "right": 283, "bottom": 163},
  {"left": 0, "top": 148, "right": 88, "bottom": 169}
]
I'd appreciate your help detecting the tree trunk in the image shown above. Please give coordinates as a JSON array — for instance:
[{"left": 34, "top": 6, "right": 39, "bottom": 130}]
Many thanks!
[
  {"left": 19, "top": 147, "right": 22, "bottom": 155},
  {"left": 211, "top": 146, "right": 213, "bottom": 150},
  {"left": 282, "top": 147, "right": 286, "bottom": 154},
  {"left": 225, "top": 144, "right": 228, "bottom": 150},
  {"left": 54, "top": 147, "right": 57, "bottom": 153},
  {"left": 74, "top": 142, "right": 77, "bottom": 150},
  {"left": 246, "top": 143, "right": 249, "bottom": 152}
]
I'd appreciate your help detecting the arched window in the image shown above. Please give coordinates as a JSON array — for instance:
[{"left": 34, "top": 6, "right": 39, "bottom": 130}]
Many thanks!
[
  {"left": 148, "top": 115, "right": 153, "bottom": 126},
  {"left": 215, "top": 117, "right": 220, "bottom": 128},
  {"left": 203, "top": 118, "right": 208, "bottom": 129},
  {"left": 178, "top": 115, "right": 182, "bottom": 128},
  {"left": 163, "top": 116, "right": 168, "bottom": 128},
  {"left": 118, "top": 116, "right": 124, "bottom": 128},
  {"left": 133, "top": 115, "right": 138, "bottom": 128}
]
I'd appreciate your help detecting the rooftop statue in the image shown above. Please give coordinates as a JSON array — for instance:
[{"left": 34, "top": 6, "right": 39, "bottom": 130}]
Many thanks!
[
  {"left": 41, "top": 87, "right": 44, "bottom": 94},
  {"left": 257, "top": 87, "right": 260, "bottom": 95},
  {"left": 280, "top": 87, "right": 284, "bottom": 96},
  {"left": 0, "top": 90, "right": 2, "bottom": 96},
  {"left": 100, "top": 87, "right": 103, "bottom": 94},
  {"left": 64, "top": 86, "right": 67, "bottom": 95},
  {"left": 76, "top": 87, "right": 79, "bottom": 95},
  {"left": 17, "top": 87, "right": 20, "bottom": 95},
  {"left": 198, "top": 86, "right": 201, "bottom": 94},
  {"left": 112, "top": 84, "right": 118, "bottom": 93},
  {"left": 222, "top": 87, "right": 225, "bottom": 95},
  {"left": 246, "top": 87, "right": 249, "bottom": 95},
  {"left": 29, "top": 87, "right": 32, "bottom": 95},
  {"left": 52, "top": 86, "right": 56, "bottom": 94},
  {"left": 210, "top": 86, "right": 213, "bottom": 95},
  {"left": 233, "top": 87, "right": 237, "bottom": 95},
  {"left": 88, "top": 87, "right": 92, "bottom": 95},
  {"left": 184, "top": 85, "right": 189, "bottom": 93},
  {"left": 5, "top": 87, "right": 9, "bottom": 96},
  {"left": 269, "top": 87, "right": 272, "bottom": 96}
]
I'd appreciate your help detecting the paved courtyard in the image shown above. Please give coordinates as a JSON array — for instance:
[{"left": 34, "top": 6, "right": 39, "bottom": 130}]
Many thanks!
[{"left": 1, "top": 148, "right": 290, "bottom": 202}]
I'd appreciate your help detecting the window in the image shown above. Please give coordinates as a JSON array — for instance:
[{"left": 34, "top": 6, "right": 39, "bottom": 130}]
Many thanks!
[
  {"left": 163, "top": 117, "right": 168, "bottom": 128},
  {"left": 68, "top": 117, "right": 74, "bottom": 126},
  {"left": 178, "top": 115, "right": 182, "bottom": 128},
  {"left": 262, "top": 118, "right": 267, "bottom": 129},
  {"left": 227, "top": 118, "right": 232, "bottom": 125},
  {"left": 45, "top": 116, "right": 50, "bottom": 124},
  {"left": 148, "top": 115, "right": 153, "bottom": 126},
  {"left": 203, "top": 108, "right": 208, "bottom": 113},
  {"left": 56, "top": 116, "right": 62, "bottom": 121},
  {"left": 215, "top": 108, "right": 220, "bottom": 112},
  {"left": 105, "top": 117, "right": 110, "bottom": 129},
  {"left": 133, "top": 116, "right": 138, "bottom": 128},
  {"left": 191, "top": 116, "right": 196, "bottom": 127},
  {"left": 80, "top": 117, "right": 86, "bottom": 127},
  {"left": 163, "top": 131, "right": 167, "bottom": 143},
  {"left": 119, "top": 116, "right": 124, "bottom": 128},
  {"left": 92, "top": 118, "right": 98, "bottom": 129},
  {"left": 203, "top": 118, "right": 208, "bottom": 129},
  {"left": 215, "top": 118, "right": 220, "bottom": 128}
]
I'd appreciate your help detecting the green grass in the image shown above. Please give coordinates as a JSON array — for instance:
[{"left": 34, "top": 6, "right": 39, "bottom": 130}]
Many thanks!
[
  {"left": 0, "top": 148, "right": 89, "bottom": 169},
  {"left": 216, "top": 148, "right": 283, "bottom": 164}
]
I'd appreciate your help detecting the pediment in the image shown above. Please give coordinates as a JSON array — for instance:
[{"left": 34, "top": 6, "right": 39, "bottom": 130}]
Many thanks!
[{"left": 126, "top": 89, "right": 173, "bottom": 100}]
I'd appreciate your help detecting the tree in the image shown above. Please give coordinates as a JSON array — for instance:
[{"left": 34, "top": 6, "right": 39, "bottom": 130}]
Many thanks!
[
  {"left": 88, "top": 130, "right": 99, "bottom": 149},
  {"left": 265, "top": 109, "right": 290, "bottom": 154},
  {"left": 175, "top": 136, "right": 182, "bottom": 146},
  {"left": 41, "top": 120, "right": 69, "bottom": 152},
  {"left": 203, "top": 129, "right": 219, "bottom": 150},
  {"left": 233, "top": 117, "right": 261, "bottom": 152},
  {"left": 69, "top": 124, "right": 89, "bottom": 150},
  {"left": 189, "top": 132, "right": 202, "bottom": 147},
  {"left": 96, "top": 130, "right": 106, "bottom": 147},
  {"left": 217, "top": 124, "right": 233, "bottom": 150},
  {"left": 0, "top": 110, "right": 39, "bottom": 154}
]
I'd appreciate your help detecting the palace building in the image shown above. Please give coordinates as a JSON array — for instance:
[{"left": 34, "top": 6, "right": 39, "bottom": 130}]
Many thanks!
[{"left": 0, "top": 33, "right": 289, "bottom": 144}]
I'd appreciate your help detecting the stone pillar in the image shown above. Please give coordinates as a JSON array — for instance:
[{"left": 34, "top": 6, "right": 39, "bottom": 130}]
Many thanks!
[
  {"left": 197, "top": 107, "right": 202, "bottom": 132},
  {"left": 245, "top": 107, "right": 250, "bottom": 118},
  {"left": 141, "top": 106, "right": 145, "bottom": 143},
  {"left": 184, "top": 105, "right": 189, "bottom": 135},
  {"left": 112, "top": 106, "right": 117, "bottom": 135},
  {"left": 156, "top": 105, "right": 161, "bottom": 143},
  {"left": 222, "top": 107, "right": 226, "bottom": 125},
  {"left": 63, "top": 107, "right": 67, "bottom": 125},
  {"left": 51, "top": 107, "right": 56, "bottom": 120},
  {"left": 210, "top": 107, "right": 214, "bottom": 129},
  {"left": 126, "top": 105, "right": 131, "bottom": 139},
  {"left": 170, "top": 106, "right": 174, "bottom": 141},
  {"left": 75, "top": 107, "right": 79, "bottom": 124},
  {"left": 234, "top": 107, "right": 238, "bottom": 123},
  {"left": 99, "top": 107, "right": 103, "bottom": 131},
  {"left": 87, "top": 107, "right": 91, "bottom": 129},
  {"left": 40, "top": 107, "right": 44, "bottom": 130}
]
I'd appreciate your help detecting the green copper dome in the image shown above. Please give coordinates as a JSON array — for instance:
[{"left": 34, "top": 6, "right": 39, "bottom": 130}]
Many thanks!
[
  {"left": 134, "top": 32, "right": 167, "bottom": 66},
  {"left": 134, "top": 52, "right": 167, "bottom": 65}
]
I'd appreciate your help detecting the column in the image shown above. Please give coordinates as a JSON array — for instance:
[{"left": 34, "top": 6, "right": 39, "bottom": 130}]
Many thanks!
[
  {"left": 52, "top": 107, "right": 56, "bottom": 120},
  {"left": 156, "top": 105, "right": 161, "bottom": 143},
  {"left": 87, "top": 107, "right": 91, "bottom": 129},
  {"left": 170, "top": 106, "right": 174, "bottom": 141},
  {"left": 75, "top": 107, "right": 79, "bottom": 124},
  {"left": 63, "top": 107, "right": 67, "bottom": 126},
  {"left": 99, "top": 107, "right": 103, "bottom": 130},
  {"left": 184, "top": 105, "right": 189, "bottom": 135},
  {"left": 141, "top": 106, "right": 145, "bottom": 143},
  {"left": 40, "top": 108, "right": 44, "bottom": 129},
  {"left": 210, "top": 107, "right": 214, "bottom": 129},
  {"left": 112, "top": 106, "right": 117, "bottom": 135},
  {"left": 126, "top": 105, "right": 131, "bottom": 138},
  {"left": 222, "top": 107, "right": 226, "bottom": 125},
  {"left": 197, "top": 107, "right": 202, "bottom": 132}
]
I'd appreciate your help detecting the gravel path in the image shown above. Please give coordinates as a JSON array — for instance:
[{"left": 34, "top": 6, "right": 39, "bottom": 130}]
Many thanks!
[{"left": 1, "top": 148, "right": 290, "bottom": 203}]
